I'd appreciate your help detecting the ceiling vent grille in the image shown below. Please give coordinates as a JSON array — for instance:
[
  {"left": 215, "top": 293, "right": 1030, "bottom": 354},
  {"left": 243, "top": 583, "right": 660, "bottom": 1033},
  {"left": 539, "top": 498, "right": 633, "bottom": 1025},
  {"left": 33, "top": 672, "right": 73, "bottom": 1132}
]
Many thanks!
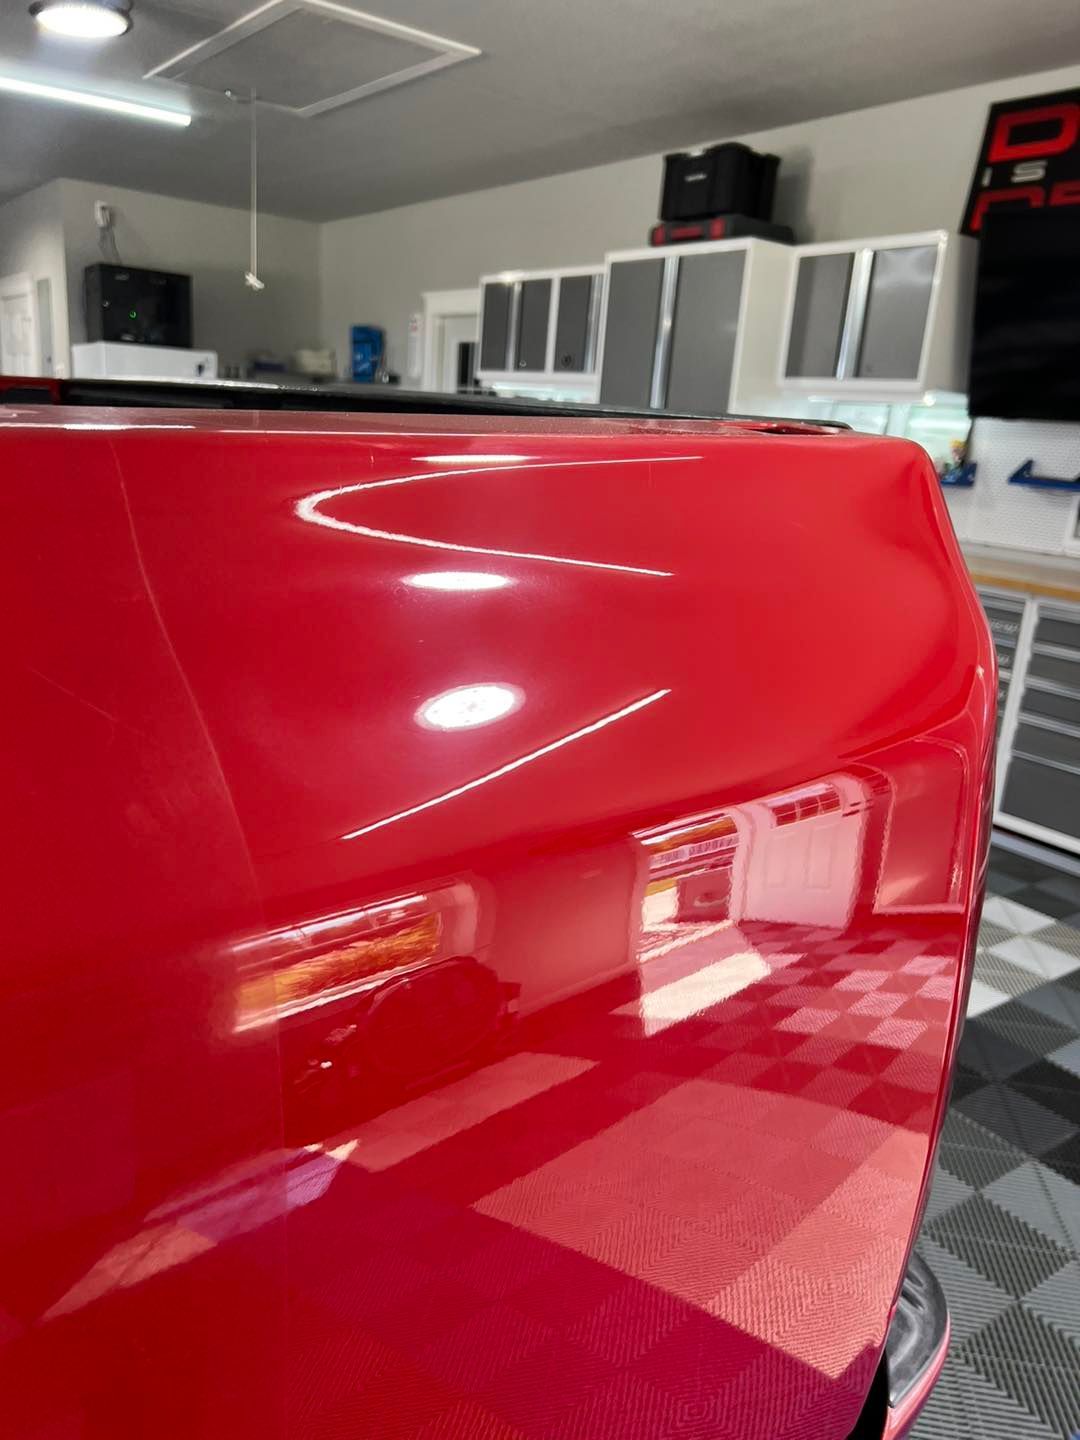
[{"left": 145, "top": 0, "right": 480, "bottom": 118}]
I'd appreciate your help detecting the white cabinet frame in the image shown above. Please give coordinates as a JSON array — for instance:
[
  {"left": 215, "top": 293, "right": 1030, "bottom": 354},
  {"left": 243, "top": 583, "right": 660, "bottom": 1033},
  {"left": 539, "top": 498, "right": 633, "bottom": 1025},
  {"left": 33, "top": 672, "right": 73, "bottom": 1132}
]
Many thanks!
[
  {"left": 777, "top": 230, "right": 975, "bottom": 399},
  {"left": 476, "top": 265, "right": 603, "bottom": 387}
]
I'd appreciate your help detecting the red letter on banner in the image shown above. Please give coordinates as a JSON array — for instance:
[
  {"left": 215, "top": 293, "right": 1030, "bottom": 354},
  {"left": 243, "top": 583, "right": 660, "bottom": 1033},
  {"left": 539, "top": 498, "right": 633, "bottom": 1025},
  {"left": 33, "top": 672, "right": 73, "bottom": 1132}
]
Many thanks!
[{"left": 988, "top": 103, "right": 1080, "bottom": 162}]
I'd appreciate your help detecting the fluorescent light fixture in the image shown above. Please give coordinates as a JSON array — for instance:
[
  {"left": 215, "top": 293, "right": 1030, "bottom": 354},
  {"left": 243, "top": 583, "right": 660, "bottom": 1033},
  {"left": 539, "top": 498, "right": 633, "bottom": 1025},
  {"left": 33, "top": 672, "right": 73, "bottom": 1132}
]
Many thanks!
[
  {"left": 406, "top": 571, "right": 510, "bottom": 592},
  {"left": 0, "top": 73, "right": 190, "bottom": 126},
  {"left": 416, "top": 683, "right": 522, "bottom": 732},
  {"left": 30, "top": 0, "right": 132, "bottom": 38}
]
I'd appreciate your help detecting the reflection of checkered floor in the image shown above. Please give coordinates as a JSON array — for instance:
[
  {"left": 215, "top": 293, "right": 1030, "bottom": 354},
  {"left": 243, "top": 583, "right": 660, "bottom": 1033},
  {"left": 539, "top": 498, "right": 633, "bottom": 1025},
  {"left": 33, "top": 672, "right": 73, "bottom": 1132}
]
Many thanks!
[{"left": 912, "top": 845, "right": 1080, "bottom": 1440}]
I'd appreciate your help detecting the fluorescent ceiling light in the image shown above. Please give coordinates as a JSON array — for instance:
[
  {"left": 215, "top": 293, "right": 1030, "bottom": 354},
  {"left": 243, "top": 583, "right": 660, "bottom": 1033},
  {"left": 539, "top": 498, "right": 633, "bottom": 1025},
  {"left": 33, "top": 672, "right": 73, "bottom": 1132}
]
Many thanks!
[
  {"left": 406, "top": 571, "right": 510, "bottom": 591},
  {"left": 422, "top": 454, "right": 529, "bottom": 465},
  {"left": 0, "top": 73, "right": 189, "bottom": 125},
  {"left": 30, "top": 0, "right": 132, "bottom": 39}
]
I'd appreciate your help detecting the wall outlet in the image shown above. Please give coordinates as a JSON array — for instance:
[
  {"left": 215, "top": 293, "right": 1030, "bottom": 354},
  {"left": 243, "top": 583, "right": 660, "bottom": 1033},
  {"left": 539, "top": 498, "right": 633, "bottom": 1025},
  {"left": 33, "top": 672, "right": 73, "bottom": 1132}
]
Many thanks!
[{"left": 93, "top": 201, "right": 113, "bottom": 230}]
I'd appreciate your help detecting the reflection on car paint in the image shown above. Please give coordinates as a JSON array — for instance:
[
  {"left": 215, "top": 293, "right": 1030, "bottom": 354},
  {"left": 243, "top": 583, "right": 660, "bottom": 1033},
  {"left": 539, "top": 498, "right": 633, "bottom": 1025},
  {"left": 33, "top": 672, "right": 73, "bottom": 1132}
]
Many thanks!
[{"left": 0, "top": 412, "right": 993, "bottom": 1439}]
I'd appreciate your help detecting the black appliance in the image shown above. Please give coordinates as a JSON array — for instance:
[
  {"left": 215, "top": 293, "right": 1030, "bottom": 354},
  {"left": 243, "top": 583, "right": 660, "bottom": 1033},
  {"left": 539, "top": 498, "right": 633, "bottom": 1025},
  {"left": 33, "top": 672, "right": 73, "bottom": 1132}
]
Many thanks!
[
  {"left": 969, "top": 210, "right": 1080, "bottom": 421},
  {"left": 650, "top": 216, "right": 794, "bottom": 246},
  {"left": 84, "top": 263, "right": 192, "bottom": 347},
  {"left": 660, "top": 143, "right": 779, "bottom": 223}
]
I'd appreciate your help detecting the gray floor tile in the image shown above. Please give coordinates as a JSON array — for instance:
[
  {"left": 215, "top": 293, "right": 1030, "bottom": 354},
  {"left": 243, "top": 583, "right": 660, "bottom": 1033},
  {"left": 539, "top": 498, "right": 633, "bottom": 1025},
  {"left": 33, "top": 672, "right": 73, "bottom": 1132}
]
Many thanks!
[
  {"left": 961, "top": 1302, "right": 1080, "bottom": 1435},
  {"left": 923, "top": 1163, "right": 976, "bottom": 1223},
  {"left": 1024, "top": 1261, "right": 1080, "bottom": 1348},
  {"left": 936, "top": 1110, "right": 1030, "bottom": 1188},
  {"left": 1020, "top": 981, "right": 1080, "bottom": 1030},
  {"left": 915, "top": 1235, "right": 1013, "bottom": 1344},
  {"left": 909, "top": 1353, "right": 1060, "bottom": 1439},
  {"left": 954, "top": 1084, "right": 1077, "bottom": 1157},
  {"left": 927, "top": 1193, "right": 1073, "bottom": 1297},
  {"left": 1048, "top": 1037, "right": 1080, "bottom": 1079},
  {"left": 984, "top": 1162, "right": 1075, "bottom": 1250},
  {"left": 1032, "top": 1163, "right": 1080, "bottom": 1253}
]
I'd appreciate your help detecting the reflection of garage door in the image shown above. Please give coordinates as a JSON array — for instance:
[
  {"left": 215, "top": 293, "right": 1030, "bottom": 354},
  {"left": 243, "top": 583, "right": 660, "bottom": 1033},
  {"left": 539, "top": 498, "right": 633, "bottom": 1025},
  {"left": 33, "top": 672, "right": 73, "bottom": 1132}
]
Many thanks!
[{"left": 743, "top": 779, "right": 865, "bottom": 929}]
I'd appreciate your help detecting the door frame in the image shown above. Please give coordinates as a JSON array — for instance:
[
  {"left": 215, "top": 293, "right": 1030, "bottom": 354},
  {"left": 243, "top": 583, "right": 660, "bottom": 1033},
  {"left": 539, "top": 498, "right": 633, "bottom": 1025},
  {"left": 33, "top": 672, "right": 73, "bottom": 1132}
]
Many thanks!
[
  {"left": 0, "top": 271, "right": 40, "bottom": 377},
  {"left": 420, "top": 288, "right": 479, "bottom": 392}
]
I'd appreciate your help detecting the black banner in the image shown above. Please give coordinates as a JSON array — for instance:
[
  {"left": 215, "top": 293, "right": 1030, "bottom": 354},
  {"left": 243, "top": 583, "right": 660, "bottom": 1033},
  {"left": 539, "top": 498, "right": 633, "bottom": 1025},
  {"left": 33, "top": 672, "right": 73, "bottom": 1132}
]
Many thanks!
[{"left": 961, "top": 87, "right": 1080, "bottom": 236}]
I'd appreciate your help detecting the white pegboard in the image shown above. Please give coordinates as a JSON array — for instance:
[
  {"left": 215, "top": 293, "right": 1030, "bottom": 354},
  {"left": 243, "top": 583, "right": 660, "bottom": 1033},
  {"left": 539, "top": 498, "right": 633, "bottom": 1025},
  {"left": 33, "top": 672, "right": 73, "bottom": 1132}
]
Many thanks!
[
  {"left": 942, "top": 480, "right": 975, "bottom": 542},
  {"left": 962, "top": 419, "right": 1080, "bottom": 555}
]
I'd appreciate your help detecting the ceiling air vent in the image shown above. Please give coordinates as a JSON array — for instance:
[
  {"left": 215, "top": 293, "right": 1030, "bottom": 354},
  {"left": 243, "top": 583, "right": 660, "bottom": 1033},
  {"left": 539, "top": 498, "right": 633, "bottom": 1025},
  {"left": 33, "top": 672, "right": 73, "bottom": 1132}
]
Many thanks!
[{"left": 145, "top": 0, "right": 480, "bottom": 118}]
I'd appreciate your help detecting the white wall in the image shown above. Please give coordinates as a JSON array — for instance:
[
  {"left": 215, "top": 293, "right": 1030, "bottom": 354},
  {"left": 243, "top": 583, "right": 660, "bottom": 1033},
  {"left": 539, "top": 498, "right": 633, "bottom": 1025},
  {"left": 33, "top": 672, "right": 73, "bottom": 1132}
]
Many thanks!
[
  {"left": 0, "top": 180, "right": 69, "bottom": 375},
  {"left": 58, "top": 179, "right": 322, "bottom": 371},
  {"left": 320, "top": 60, "right": 1080, "bottom": 377}
]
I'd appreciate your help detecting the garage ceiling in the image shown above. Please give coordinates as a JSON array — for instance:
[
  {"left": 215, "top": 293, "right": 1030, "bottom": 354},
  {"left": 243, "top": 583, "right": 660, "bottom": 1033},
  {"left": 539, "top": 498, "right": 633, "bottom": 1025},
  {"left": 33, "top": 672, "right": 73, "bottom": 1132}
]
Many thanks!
[{"left": 2, "top": 0, "right": 1080, "bottom": 220}]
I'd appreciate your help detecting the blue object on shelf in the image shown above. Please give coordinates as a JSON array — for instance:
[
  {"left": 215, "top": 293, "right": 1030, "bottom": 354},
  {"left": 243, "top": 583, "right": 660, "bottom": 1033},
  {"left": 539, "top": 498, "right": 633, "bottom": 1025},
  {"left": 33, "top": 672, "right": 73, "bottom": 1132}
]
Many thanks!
[
  {"left": 939, "top": 463, "right": 977, "bottom": 487},
  {"left": 351, "top": 325, "right": 384, "bottom": 383},
  {"left": 1008, "top": 459, "right": 1080, "bottom": 491}
]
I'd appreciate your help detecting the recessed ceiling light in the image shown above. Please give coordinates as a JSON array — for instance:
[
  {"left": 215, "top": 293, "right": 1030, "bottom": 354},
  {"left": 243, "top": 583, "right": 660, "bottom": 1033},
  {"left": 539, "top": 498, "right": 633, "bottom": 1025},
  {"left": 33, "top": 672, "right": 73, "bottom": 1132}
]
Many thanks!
[
  {"left": 30, "top": 0, "right": 132, "bottom": 40},
  {"left": 416, "top": 683, "right": 523, "bottom": 731}
]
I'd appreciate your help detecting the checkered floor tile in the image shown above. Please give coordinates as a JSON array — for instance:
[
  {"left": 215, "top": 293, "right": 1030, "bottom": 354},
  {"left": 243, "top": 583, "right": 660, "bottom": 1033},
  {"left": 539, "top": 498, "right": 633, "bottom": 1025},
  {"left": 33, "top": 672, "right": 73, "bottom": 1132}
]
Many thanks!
[{"left": 911, "top": 843, "right": 1080, "bottom": 1440}]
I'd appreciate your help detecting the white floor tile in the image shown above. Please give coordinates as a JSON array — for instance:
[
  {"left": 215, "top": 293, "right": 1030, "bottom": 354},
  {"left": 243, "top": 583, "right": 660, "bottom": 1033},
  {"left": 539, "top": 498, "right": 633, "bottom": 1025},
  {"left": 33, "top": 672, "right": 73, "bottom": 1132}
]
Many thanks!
[
  {"left": 988, "top": 934, "right": 1080, "bottom": 981},
  {"left": 965, "top": 978, "right": 1010, "bottom": 1016},
  {"left": 980, "top": 895, "right": 1056, "bottom": 934}
]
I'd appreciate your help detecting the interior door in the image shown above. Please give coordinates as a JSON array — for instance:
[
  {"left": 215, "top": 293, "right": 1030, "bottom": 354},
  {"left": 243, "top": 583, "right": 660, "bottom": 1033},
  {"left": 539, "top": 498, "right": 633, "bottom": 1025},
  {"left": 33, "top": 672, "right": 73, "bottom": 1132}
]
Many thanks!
[
  {"left": 664, "top": 249, "right": 745, "bottom": 414},
  {"left": 599, "top": 258, "right": 664, "bottom": 408},
  {"left": 856, "top": 244, "right": 937, "bottom": 382},
  {"left": 439, "top": 313, "right": 479, "bottom": 393},
  {"left": 0, "top": 273, "right": 40, "bottom": 377}
]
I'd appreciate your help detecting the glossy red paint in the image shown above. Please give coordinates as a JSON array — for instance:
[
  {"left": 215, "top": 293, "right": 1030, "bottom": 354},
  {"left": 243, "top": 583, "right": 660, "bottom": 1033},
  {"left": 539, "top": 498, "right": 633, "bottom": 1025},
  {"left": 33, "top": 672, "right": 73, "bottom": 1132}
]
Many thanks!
[{"left": 0, "top": 404, "right": 994, "bottom": 1439}]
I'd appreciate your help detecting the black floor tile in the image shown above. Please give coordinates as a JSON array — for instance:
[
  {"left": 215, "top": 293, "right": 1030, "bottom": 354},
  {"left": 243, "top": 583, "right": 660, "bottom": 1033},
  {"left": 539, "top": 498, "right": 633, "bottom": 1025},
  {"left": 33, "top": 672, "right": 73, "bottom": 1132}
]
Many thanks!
[
  {"left": 1041, "top": 1131, "right": 1080, "bottom": 1186},
  {"left": 958, "top": 1022, "right": 1041, "bottom": 1082},
  {"left": 949, "top": 1063, "right": 988, "bottom": 1103},
  {"left": 1009, "top": 1060, "right": 1080, "bottom": 1128},
  {"left": 979, "top": 1002, "right": 1077, "bottom": 1062},
  {"left": 954, "top": 1083, "right": 1077, "bottom": 1156},
  {"left": 1005, "top": 885, "right": 1080, "bottom": 922}
]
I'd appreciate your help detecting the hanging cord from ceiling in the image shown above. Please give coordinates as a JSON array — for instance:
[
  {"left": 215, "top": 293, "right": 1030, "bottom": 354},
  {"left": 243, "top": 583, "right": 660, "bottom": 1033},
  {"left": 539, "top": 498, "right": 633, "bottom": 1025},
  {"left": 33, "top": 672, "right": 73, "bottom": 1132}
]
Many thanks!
[{"left": 245, "top": 86, "right": 265, "bottom": 291}]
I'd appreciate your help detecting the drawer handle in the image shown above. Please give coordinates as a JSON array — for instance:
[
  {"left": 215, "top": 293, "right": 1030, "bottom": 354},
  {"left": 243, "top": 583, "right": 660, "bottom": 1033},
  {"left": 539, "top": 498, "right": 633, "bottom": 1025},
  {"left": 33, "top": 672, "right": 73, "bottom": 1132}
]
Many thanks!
[
  {"left": 1008, "top": 459, "right": 1080, "bottom": 491},
  {"left": 1013, "top": 749, "right": 1080, "bottom": 779}
]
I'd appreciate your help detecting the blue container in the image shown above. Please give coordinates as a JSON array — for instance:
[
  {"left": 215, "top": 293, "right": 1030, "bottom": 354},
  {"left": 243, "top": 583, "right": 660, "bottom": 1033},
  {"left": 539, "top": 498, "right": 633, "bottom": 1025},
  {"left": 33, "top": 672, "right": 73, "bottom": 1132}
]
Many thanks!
[{"left": 351, "top": 325, "right": 384, "bottom": 383}]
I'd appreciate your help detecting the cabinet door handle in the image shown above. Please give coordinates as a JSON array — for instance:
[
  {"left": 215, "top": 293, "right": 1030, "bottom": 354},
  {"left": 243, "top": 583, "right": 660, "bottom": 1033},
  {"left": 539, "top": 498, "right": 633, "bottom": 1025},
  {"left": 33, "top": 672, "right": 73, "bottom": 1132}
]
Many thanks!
[{"left": 1008, "top": 459, "right": 1080, "bottom": 491}]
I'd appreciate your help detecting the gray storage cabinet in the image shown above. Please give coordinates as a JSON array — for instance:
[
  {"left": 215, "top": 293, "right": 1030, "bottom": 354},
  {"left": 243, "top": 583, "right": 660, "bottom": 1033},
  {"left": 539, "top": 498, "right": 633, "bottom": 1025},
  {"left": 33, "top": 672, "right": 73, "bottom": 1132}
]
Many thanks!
[
  {"left": 598, "top": 238, "right": 794, "bottom": 416},
  {"left": 780, "top": 231, "right": 974, "bottom": 396},
  {"left": 476, "top": 267, "right": 602, "bottom": 389}
]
